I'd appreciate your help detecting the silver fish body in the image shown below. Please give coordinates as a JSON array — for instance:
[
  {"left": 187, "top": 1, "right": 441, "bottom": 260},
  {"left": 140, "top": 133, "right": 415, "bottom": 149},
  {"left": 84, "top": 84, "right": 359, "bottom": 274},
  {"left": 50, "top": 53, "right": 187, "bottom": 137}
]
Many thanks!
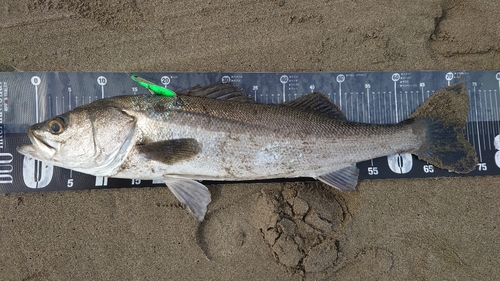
[{"left": 18, "top": 83, "right": 478, "bottom": 220}]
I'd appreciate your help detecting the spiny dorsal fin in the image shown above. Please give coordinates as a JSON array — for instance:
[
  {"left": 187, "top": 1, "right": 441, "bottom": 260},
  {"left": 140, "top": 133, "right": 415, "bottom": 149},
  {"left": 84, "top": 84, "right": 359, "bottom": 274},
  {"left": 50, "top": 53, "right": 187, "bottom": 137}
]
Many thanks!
[
  {"left": 283, "top": 92, "right": 347, "bottom": 120},
  {"left": 178, "top": 84, "right": 254, "bottom": 103}
]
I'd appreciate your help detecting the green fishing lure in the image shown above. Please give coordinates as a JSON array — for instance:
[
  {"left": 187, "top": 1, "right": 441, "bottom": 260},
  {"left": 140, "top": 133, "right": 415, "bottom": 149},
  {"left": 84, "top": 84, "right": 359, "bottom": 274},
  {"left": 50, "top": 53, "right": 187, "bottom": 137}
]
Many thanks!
[{"left": 130, "top": 74, "right": 176, "bottom": 97}]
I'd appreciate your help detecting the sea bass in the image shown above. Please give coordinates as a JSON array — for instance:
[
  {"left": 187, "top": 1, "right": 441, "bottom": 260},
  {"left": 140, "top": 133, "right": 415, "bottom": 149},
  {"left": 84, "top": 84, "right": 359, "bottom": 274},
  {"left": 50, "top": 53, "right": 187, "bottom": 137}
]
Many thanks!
[{"left": 17, "top": 83, "right": 478, "bottom": 220}]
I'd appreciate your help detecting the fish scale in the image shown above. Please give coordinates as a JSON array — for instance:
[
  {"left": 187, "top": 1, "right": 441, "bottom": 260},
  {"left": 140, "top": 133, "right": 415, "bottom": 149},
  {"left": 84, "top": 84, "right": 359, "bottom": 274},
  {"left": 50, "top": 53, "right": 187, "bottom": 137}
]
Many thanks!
[
  {"left": 0, "top": 71, "right": 498, "bottom": 196},
  {"left": 115, "top": 94, "right": 419, "bottom": 182}
]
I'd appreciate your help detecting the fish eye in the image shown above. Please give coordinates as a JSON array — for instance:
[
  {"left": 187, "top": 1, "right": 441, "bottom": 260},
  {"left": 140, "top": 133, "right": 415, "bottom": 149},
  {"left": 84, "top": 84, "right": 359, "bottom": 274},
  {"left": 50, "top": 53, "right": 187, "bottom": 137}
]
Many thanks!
[{"left": 48, "top": 118, "right": 65, "bottom": 134}]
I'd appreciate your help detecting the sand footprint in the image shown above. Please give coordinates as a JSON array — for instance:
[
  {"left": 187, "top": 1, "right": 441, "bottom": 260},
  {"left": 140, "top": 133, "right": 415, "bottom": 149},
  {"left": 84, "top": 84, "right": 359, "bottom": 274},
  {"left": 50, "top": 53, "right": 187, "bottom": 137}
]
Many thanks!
[{"left": 253, "top": 182, "right": 359, "bottom": 275}]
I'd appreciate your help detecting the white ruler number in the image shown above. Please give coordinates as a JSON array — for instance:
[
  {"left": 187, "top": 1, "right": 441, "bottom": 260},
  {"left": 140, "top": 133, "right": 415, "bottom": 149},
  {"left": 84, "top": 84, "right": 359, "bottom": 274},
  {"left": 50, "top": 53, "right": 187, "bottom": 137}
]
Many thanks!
[
  {"left": 161, "top": 76, "right": 170, "bottom": 86},
  {"left": 367, "top": 167, "right": 378, "bottom": 175},
  {"left": 97, "top": 76, "right": 107, "bottom": 99},
  {"left": 423, "top": 165, "right": 434, "bottom": 173}
]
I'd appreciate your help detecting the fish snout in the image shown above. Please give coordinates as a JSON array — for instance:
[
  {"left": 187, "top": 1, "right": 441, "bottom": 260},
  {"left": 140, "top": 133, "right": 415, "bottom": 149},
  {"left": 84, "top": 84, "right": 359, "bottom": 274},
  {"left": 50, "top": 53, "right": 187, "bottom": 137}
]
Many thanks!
[{"left": 17, "top": 129, "right": 57, "bottom": 159}]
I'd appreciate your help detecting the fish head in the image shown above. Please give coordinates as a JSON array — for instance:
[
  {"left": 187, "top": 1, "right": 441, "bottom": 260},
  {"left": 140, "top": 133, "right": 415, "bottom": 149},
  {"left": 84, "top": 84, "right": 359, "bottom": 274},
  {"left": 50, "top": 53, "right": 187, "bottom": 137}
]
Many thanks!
[{"left": 17, "top": 104, "right": 136, "bottom": 172}]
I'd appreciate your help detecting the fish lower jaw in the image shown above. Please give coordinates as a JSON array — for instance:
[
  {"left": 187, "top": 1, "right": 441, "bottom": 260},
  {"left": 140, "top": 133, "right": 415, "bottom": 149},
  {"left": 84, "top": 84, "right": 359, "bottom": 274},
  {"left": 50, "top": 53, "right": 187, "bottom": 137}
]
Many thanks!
[
  {"left": 16, "top": 144, "right": 35, "bottom": 157},
  {"left": 17, "top": 143, "right": 55, "bottom": 162},
  {"left": 22, "top": 131, "right": 58, "bottom": 159}
]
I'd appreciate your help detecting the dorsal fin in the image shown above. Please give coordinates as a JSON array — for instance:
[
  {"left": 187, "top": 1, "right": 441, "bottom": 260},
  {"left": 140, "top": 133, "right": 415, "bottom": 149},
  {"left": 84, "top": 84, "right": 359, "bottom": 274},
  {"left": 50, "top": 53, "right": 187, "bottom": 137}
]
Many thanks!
[
  {"left": 283, "top": 92, "right": 347, "bottom": 120},
  {"left": 178, "top": 84, "right": 254, "bottom": 103}
]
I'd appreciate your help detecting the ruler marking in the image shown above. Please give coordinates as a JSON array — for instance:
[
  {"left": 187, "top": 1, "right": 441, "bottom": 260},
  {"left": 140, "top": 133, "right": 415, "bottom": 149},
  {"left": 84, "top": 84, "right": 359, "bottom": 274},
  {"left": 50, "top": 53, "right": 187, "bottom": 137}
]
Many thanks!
[
  {"left": 473, "top": 87, "right": 483, "bottom": 162},
  {"left": 487, "top": 90, "right": 493, "bottom": 150},
  {"left": 353, "top": 92, "right": 363, "bottom": 122},
  {"left": 356, "top": 92, "right": 360, "bottom": 122},
  {"left": 35, "top": 84, "right": 39, "bottom": 122},
  {"left": 338, "top": 82, "right": 342, "bottom": 109},
  {"left": 350, "top": 92, "right": 354, "bottom": 121},
  {"left": 55, "top": 96, "right": 59, "bottom": 116},
  {"left": 394, "top": 81, "right": 399, "bottom": 123},
  {"left": 405, "top": 91, "right": 409, "bottom": 119},
  {"left": 366, "top": 87, "right": 371, "bottom": 123},
  {"left": 384, "top": 91, "right": 388, "bottom": 124},
  {"left": 497, "top": 76, "right": 500, "bottom": 135},
  {"left": 466, "top": 88, "right": 472, "bottom": 143},
  {"left": 282, "top": 83, "right": 286, "bottom": 103},
  {"left": 48, "top": 95, "right": 52, "bottom": 117},
  {"left": 495, "top": 89, "right": 500, "bottom": 135},
  {"left": 468, "top": 89, "right": 476, "bottom": 159},
  {"left": 360, "top": 91, "right": 365, "bottom": 123},
  {"left": 480, "top": 90, "right": 487, "bottom": 151}
]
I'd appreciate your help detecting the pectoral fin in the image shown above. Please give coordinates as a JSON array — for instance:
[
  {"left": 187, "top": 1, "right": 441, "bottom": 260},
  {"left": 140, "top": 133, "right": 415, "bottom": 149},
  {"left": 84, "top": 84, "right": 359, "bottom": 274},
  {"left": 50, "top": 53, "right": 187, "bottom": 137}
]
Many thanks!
[
  {"left": 137, "top": 138, "right": 201, "bottom": 165},
  {"left": 164, "top": 177, "right": 211, "bottom": 221},
  {"left": 317, "top": 165, "right": 359, "bottom": 191}
]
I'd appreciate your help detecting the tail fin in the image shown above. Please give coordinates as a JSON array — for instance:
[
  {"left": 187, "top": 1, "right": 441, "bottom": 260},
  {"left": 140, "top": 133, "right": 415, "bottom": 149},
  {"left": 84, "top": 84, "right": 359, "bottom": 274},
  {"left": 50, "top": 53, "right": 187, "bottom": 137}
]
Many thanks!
[{"left": 409, "top": 83, "right": 478, "bottom": 173}]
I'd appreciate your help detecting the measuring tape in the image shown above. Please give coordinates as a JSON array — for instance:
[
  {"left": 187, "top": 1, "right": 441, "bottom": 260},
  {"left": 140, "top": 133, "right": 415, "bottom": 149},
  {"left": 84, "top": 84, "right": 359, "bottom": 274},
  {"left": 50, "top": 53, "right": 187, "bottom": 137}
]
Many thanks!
[{"left": 0, "top": 71, "right": 499, "bottom": 193}]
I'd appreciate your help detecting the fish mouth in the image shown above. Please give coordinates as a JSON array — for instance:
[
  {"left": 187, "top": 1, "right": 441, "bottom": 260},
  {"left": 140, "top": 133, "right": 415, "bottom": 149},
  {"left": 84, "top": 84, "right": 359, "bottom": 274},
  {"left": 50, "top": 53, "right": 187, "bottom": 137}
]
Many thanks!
[{"left": 17, "top": 129, "right": 57, "bottom": 160}]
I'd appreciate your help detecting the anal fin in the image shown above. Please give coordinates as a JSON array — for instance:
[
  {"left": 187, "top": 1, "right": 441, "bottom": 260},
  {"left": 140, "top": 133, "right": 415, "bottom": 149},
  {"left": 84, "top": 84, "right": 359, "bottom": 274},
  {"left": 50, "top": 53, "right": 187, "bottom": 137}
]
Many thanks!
[
  {"left": 316, "top": 165, "right": 359, "bottom": 191},
  {"left": 164, "top": 177, "right": 211, "bottom": 221}
]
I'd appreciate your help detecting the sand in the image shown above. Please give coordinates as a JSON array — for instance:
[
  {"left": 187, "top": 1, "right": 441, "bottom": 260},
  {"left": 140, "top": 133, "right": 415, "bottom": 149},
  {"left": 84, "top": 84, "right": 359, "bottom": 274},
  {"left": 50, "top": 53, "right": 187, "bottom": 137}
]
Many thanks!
[{"left": 1, "top": 0, "right": 499, "bottom": 280}]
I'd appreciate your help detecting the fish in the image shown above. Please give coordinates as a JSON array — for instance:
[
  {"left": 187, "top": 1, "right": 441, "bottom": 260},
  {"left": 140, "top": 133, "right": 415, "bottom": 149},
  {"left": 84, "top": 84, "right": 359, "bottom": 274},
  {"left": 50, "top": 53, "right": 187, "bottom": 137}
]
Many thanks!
[{"left": 17, "top": 82, "right": 478, "bottom": 220}]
